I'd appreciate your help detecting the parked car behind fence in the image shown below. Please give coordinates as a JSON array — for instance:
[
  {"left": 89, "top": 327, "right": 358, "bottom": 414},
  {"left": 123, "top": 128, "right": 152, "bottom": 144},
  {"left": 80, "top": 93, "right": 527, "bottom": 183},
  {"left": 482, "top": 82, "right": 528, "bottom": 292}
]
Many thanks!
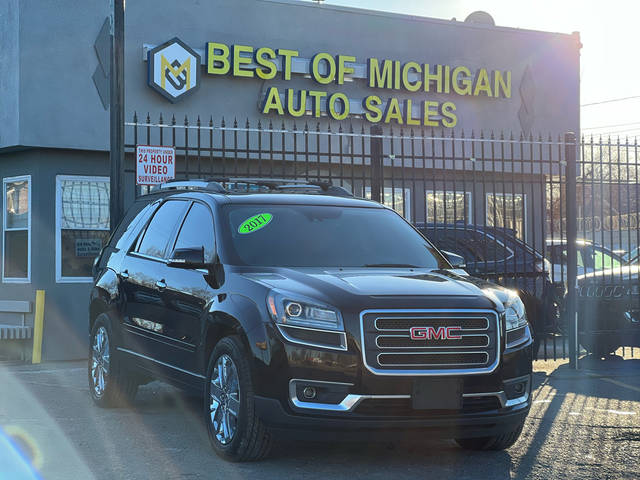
[
  {"left": 414, "top": 223, "right": 560, "bottom": 356},
  {"left": 577, "top": 265, "right": 640, "bottom": 356},
  {"left": 546, "top": 239, "right": 625, "bottom": 284}
]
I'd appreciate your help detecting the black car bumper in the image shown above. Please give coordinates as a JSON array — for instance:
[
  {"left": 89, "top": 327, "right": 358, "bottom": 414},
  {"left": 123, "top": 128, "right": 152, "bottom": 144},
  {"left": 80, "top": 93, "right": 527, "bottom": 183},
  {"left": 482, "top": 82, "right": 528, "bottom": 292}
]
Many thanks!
[{"left": 252, "top": 319, "right": 533, "bottom": 439}]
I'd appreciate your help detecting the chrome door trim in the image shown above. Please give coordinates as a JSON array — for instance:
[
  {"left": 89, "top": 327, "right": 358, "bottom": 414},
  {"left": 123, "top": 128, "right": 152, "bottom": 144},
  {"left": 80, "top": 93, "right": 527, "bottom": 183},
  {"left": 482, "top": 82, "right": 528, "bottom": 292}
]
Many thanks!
[{"left": 117, "top": 347, "right": 205, "bottom": 379}]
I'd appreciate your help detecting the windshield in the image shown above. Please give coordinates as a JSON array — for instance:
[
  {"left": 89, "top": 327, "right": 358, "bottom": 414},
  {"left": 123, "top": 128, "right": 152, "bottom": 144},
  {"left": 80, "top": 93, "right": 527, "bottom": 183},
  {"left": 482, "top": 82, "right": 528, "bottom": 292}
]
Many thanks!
[{"left": 220, "top": 204, "right": 447, "bottom": 268}]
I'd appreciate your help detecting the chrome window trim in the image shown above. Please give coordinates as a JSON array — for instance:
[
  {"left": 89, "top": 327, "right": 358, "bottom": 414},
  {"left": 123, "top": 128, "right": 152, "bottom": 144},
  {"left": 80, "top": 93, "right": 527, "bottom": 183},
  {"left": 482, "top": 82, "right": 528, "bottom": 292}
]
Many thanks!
[
  {"left": 360, "top": 309, "right": 501, "bottom": 376},
  {"left": 276, "top": 323, "right": 348, "bottom": 351},
  {"left": 128, "top": 251, "right": 168, "bottom": 263},
  {"left": 375, "top": 333, "right": 490, "bottom": 349}
]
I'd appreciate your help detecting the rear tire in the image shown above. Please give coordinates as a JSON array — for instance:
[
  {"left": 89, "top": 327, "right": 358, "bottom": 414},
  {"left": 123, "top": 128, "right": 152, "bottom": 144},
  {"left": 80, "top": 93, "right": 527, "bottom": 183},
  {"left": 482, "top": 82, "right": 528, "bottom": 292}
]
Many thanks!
[
  {"left": 204, "top": 336, "right": 272, "bottom": 462},
  {"left": 88, "top": 313, "right": 138, "bottom": 407},
  {"left": 455, "top": 420, "right": 525, "bottom": 451}
]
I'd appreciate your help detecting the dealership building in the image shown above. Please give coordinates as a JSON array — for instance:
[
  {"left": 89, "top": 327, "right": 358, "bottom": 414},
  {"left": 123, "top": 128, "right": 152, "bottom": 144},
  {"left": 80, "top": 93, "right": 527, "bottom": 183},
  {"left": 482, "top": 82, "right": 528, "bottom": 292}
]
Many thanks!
[{"left": 0, "top": 0, "right": 580, "bottom": 360}]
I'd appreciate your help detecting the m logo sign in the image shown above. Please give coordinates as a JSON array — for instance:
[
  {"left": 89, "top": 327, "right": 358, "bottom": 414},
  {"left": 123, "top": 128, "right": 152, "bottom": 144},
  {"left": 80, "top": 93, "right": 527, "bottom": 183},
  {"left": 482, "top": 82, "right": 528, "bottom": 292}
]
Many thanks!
[{"left": 148, "top": 37, "right": 201, "bottom": 103}]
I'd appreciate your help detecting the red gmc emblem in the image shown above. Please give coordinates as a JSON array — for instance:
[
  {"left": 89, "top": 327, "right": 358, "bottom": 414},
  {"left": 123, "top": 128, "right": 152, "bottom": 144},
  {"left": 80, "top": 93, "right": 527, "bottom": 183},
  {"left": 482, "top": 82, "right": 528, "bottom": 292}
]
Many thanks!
[{"left": 410, "top": 326, "right": 462, "bottom": 340}]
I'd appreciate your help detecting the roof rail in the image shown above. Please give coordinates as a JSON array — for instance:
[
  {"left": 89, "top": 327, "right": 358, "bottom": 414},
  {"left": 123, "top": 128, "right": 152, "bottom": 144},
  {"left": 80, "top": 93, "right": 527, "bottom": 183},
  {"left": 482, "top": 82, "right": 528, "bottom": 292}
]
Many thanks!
[
  {"left": 207, "top": 177, "right": 354, "bottom": 197},
  {"left": 159, "top": 179, "right": 226, "bottom": 193},
  {"left": 156, "top": 177, "right": 354, "bottom": 198}
]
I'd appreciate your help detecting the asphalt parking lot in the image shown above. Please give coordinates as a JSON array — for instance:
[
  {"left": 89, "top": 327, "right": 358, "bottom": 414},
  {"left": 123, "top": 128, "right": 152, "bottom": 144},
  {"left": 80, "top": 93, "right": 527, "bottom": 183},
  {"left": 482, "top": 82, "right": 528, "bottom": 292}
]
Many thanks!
[{"left": 1, "top": 354, "right": 639, "bottom": 480}]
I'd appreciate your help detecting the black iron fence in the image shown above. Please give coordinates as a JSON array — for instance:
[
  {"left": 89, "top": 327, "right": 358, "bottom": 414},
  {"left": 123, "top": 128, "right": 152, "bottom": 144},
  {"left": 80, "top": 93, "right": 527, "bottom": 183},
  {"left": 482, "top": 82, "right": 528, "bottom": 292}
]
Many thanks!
[{"left": 125, "top": 114, "right": 640, "bottom": 363}]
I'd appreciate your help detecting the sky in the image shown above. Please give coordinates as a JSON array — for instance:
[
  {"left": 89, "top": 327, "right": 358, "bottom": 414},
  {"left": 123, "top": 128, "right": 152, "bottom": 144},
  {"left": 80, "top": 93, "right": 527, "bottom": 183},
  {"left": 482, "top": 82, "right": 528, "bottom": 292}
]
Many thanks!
[{"left": 318, "top": 0, "right": 640, "bottom": 138}]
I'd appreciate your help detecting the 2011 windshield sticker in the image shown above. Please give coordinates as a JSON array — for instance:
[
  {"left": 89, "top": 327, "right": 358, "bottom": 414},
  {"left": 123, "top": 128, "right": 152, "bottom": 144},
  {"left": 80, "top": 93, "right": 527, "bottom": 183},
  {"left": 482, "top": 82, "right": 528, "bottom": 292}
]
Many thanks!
[{"left": 238, "top": 213, "right": 273, "bottom": 234}]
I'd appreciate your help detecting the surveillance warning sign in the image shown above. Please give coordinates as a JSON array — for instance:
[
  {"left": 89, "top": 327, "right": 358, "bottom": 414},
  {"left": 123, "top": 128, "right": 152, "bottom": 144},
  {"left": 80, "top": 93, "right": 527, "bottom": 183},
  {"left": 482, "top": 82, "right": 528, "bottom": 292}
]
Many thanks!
[{"left": 136, "top": 145, "right": 176, "bottom": 186}]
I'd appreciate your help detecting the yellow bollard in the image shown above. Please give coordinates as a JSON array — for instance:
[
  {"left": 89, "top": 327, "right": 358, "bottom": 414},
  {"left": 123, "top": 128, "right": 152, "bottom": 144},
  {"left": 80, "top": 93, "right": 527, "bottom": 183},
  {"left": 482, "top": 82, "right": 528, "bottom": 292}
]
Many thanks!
[{"left": 32, "top": 290, "right": 45, "bottom": 364}]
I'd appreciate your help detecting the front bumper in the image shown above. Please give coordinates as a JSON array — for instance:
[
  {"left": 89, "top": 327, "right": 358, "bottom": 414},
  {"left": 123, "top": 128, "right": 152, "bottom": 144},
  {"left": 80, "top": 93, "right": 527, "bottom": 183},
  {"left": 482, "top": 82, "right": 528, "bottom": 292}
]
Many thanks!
[
  {"left": 254, "top": 394, "right": 529, "bottom": 440},
  {"left": 252, "top": 318, "right": 533, "bottom": 438}
]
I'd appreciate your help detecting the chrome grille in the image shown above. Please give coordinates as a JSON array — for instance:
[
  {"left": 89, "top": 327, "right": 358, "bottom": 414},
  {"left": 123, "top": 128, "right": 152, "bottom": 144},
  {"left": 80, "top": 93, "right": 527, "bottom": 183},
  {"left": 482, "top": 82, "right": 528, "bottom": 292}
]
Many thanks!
[
  {"left": 578, "top": 285, "right": 630, "bottom": 298},
  {"left": 378, "top": 352, "right": 489, "bottom": 366},
  {"left": 360, "top": 309, "right": 500, "bottom": 376},
  {"left": 376, "top": 317, "right": 488, "bottom": 331},
  {"left": 376, "top": 335, "right": 489, "bottom": 349}
]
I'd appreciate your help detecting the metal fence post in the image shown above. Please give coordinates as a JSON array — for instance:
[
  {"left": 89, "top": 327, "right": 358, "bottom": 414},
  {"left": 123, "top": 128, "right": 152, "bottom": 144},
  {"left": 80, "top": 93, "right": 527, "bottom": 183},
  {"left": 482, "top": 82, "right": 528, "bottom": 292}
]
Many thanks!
[
  {"left": 109, "top": 0, "right": 125, "bottom": 231},
  {"left": 370, "top": 125, "right": 383, "bottom": 202},
  {"left": 565, "top": 132, "right": 579, "bottom": 368}
]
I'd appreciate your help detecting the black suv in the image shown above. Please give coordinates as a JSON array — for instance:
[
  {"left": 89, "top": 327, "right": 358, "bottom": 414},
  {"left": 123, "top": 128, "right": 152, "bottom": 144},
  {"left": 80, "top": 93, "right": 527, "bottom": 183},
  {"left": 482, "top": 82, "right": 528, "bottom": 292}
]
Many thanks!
[{"left": 89, "top": 179, "right": 533, "bottom": 462}]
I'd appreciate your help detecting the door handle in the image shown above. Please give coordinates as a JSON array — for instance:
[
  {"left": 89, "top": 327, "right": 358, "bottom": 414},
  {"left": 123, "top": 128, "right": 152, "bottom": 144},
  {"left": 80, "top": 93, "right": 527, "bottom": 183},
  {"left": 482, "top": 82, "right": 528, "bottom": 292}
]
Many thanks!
[
  {"left": 156, "top": 279, "right": 167, "bottom": 290},
  {"left": 120, "top": 270, "right": 129, "bottom": 279}
]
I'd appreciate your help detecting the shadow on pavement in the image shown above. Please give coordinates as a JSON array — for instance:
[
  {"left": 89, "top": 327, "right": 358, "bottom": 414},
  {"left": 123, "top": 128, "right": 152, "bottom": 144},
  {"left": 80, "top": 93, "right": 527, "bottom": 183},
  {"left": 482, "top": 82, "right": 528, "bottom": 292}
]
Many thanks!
[
  {"left": 511, "top": 353, "right": 640, "bottom": 479},
  {"left": 2, "top": 354, "right": 638, "bottom": 479}
]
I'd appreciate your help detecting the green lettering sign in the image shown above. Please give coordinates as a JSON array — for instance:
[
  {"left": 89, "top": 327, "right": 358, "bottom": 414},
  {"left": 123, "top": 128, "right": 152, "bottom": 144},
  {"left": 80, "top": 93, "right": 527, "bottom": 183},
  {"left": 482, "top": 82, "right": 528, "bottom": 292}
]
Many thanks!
[{"left": 238, "top": 213, "right": 273, "bottom": 234}]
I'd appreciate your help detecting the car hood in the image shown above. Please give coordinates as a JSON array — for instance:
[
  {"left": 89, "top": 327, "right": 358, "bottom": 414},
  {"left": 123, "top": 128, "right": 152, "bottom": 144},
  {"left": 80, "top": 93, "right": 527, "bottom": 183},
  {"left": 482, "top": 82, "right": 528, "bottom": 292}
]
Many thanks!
[
  {"left": 241, "top": 267, "right": 511, "bottom": 310},
  {"left": 578, "top": 265, "right": 640, "bottom": 284}
]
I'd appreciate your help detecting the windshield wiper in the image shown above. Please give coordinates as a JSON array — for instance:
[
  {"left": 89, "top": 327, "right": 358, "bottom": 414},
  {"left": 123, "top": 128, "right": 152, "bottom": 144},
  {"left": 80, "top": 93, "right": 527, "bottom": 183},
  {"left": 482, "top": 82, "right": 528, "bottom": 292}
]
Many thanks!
[{"left": 363, "top": 263, "right": 421, "bottom": 268}]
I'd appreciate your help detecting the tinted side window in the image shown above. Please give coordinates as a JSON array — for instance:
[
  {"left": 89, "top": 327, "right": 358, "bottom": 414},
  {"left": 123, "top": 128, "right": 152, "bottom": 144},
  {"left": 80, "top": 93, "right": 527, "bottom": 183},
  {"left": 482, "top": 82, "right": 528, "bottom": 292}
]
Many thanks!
[
  {"left": 137, "top": 201, "right": 188, "bottom": 258},
  {"left": 114, "top": 202, "right": 157, "bottom": 250},
  {"left": 172, "top": 203, "right": 215, "bottom": 262},
  {"left": 469, "top": 232, "right": 513, "bottom": 262},
  {"left": 429, "top": 231, "right": 478, "bottom": 263}
]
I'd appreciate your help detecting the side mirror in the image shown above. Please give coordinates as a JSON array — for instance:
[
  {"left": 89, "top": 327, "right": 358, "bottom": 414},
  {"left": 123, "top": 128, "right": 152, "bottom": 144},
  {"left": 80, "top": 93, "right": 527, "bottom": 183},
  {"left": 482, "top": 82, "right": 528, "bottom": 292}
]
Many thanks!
[
  {"left": 442, "top": 250, "right": 466, "bottom": 269},
  {"left": 167, "top": 247, "right": 206, "bottom": 268}
]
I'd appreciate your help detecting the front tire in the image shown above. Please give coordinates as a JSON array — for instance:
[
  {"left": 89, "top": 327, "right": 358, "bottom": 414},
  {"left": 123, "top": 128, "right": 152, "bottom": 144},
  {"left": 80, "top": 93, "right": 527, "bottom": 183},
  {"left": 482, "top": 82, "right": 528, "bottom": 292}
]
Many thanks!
[
  {"left": 204, "top": 336, "right": 272, "bottom": 462},
  {"left": 88, "top": 313, "right": 138, "bottom": 407},
  {"left": 455, "top": 420, "right": 525, "bottom": 451}
]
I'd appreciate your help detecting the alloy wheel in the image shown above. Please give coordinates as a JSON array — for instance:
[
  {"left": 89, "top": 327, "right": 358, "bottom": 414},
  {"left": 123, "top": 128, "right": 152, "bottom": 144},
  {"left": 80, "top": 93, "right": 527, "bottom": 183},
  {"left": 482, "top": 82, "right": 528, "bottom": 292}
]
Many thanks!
[
  {"left": 209, "top": 354, "right": 240, "bottom": 445},
  {"left": 91, "top": 326, "right": 110, "bottom": 397}
]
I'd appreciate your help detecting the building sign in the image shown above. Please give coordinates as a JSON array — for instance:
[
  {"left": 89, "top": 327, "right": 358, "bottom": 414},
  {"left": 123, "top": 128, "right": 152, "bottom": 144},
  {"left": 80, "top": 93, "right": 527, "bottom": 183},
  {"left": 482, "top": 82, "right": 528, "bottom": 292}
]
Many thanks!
[
  {"left": 136, "top": 145, "right": 175, "bottom": 185},
  {"left": 147, "top": 37, "right": 201, "bottom": 103},
  {"left": 75, "top": 238, "right": 103, "bottom": 258},
  {"left": 146, "top": 39, "right": 512, "bottom": 128}
]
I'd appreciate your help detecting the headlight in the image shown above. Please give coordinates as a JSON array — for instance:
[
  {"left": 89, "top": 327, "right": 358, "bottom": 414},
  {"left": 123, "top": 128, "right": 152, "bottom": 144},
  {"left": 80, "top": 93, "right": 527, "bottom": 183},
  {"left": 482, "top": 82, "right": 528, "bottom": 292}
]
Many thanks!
[
  {"left": 505, "top": 297, "right": 527, "bottom": 331},
  {"left": 483, "top": 287, "right": 528, "bottom": 331},
  {"left": 267, "top": 291, "right": 344, "bottom": 331}
]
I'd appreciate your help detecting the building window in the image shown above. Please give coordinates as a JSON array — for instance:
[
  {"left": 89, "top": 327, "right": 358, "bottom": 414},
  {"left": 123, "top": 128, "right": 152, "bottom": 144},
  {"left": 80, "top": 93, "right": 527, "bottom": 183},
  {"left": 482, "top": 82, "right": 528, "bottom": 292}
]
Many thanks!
[
  {"left": 364, "top": 187, "right": 411, "bottom": 220},
  {"left": 56, "top": 176, "right": 110, "bottom": 282},
  {"left": 426, "top": 191, "right": 472, "bottom": 224},
  {"left": 3, "top": 176, "right": 31, "bottom": 282},
  {"left": 486, "top": 193, "right": 526, "bottom": 240}
]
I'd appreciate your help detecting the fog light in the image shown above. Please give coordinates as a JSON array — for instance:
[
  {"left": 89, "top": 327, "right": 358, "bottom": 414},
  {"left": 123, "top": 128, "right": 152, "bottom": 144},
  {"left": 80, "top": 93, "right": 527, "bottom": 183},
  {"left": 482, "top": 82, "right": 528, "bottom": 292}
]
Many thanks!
[
  {"left": 504, "top": 375, "right": 530, "bottom": 401},
  {"left": 302, "top": 386, "right": 317, "bottom": 399}
]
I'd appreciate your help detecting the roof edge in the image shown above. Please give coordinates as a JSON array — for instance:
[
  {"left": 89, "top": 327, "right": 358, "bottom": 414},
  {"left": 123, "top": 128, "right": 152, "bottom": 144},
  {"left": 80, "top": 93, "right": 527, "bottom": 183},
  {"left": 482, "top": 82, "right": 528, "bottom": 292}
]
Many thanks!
[{"left": 258, "top": 0, "right": 579, "bottom": 40}]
